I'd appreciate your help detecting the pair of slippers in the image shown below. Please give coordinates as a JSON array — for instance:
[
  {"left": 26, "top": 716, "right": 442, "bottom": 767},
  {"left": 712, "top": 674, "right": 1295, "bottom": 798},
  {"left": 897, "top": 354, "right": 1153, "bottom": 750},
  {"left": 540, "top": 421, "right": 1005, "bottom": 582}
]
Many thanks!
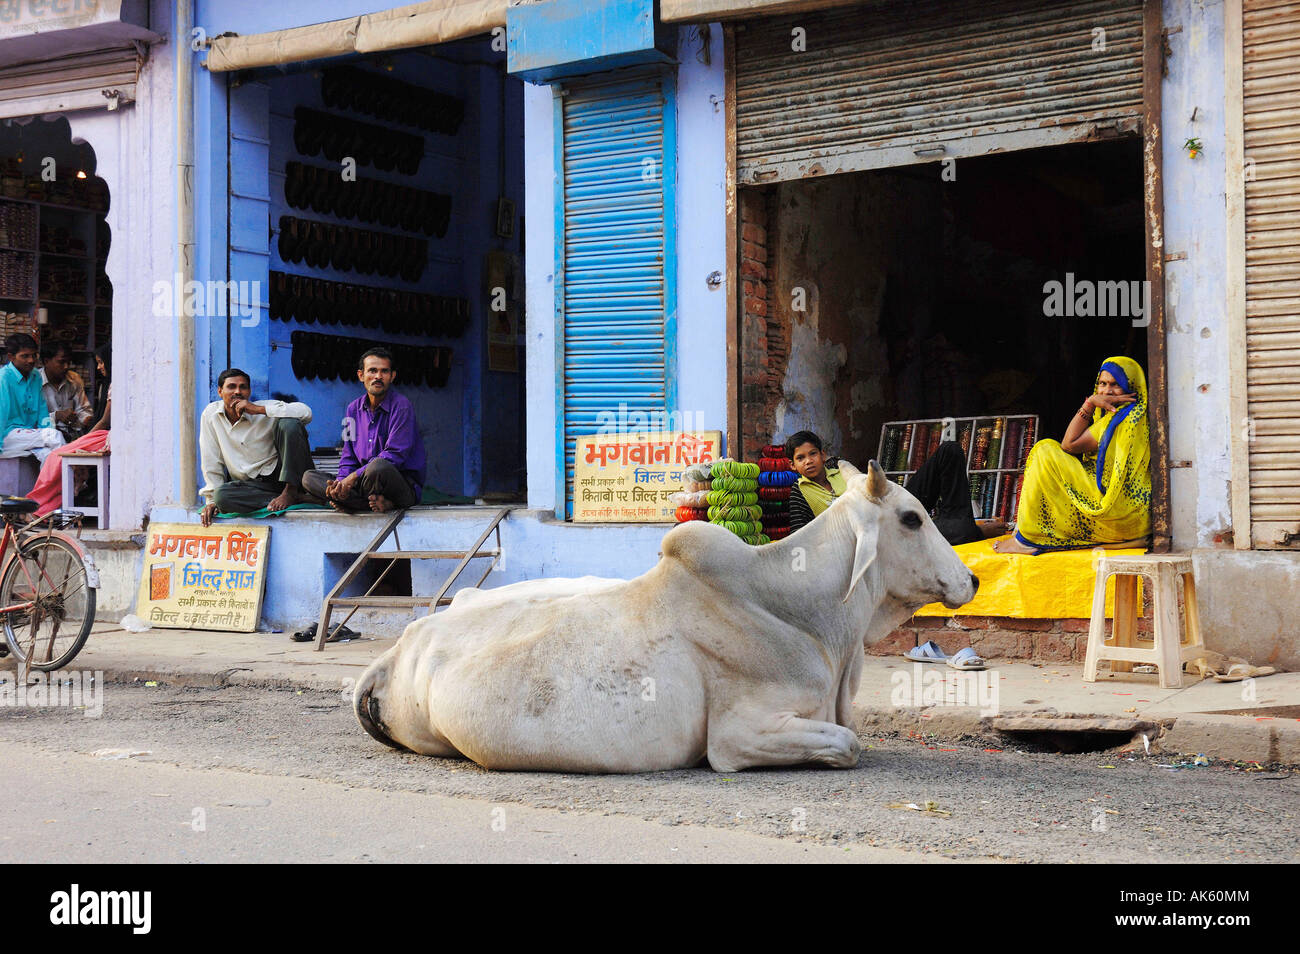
[
  {"left": 904, "top": 640, "right": 987, "bottom": 670},
  {"left": 290, "top": 623, "right": 361, "bottom": 643},
  {"left": 1186, "top": 650, "right": 1279, "bottom": 682}
]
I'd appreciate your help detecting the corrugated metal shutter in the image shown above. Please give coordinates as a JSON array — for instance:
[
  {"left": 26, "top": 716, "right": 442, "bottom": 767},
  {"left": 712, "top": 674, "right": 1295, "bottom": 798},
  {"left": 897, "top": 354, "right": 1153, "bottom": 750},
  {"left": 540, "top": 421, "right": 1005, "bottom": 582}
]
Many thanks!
[
  {"left": 559, "top": 75, "right": 673, "bottom": 517},
  {"left": 734, "top": 0, "right": 1144, "bottom": 183},
  {"left": 1243, "top": 0, "right": 1300, "bottom": 548},
  {"left": 0, "top": 48, "right": 141, "bottom": 121}
]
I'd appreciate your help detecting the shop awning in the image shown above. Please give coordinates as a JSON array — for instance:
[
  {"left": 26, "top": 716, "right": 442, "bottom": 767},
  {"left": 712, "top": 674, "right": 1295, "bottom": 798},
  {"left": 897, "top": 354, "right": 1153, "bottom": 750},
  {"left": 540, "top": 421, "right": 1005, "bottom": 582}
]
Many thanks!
[
  {"left": 204, "top": 0, "right": 507, "bottom": 73},
  {"left": 659, "top": 0, "right": 860, "bottom": 21}
]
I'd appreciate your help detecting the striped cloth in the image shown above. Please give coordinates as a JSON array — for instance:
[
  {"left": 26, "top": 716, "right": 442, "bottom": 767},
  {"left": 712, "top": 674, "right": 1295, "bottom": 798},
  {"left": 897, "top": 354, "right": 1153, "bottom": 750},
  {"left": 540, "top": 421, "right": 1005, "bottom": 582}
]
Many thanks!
[{"left": 788, "top": 485, "right": 815, "bottom": 531}]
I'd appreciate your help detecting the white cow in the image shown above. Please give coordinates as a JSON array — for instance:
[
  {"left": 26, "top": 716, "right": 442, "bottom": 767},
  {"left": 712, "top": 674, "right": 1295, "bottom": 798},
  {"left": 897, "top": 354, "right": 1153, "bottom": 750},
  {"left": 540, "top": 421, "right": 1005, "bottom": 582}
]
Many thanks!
[{"left": 354, "top": 460, "right": 978, "bottom": 773}]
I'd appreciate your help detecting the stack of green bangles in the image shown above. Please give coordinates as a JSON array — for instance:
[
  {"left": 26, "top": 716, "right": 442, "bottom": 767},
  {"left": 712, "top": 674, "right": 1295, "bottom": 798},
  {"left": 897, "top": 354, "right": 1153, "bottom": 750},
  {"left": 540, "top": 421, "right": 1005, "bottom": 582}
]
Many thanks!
[
  {"left": 706, "top": 460, "right": 771, "bottom": 546},
  {"left": 707, "top": 504, "right": 763, "bottom": 522}
]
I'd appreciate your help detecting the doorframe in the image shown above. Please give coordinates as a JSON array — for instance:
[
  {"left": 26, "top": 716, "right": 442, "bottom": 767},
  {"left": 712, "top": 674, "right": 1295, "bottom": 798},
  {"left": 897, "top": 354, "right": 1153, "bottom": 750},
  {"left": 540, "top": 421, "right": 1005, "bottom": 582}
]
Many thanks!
[
  {"left": 724, "top": 22, "right": 740, "bottom": 459},
  {"left": 1224, "top": 0, "right": 1252, "bottom": 549},
  {"left": 1142, "top": 0, "right": 1173, "bottom": 553},
  {"left": 722, "top": 1, "right": 1173, "bottom": 549}
]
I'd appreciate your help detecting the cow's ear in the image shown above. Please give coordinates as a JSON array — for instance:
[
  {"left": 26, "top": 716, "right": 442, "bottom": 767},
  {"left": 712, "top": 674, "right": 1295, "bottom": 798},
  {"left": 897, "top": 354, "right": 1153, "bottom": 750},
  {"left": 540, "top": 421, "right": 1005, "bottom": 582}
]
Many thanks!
[
  {"left": 841, "top": 504, "right": 880, "bottom": 604},
  {"left": 837, "top": 458, "right": 862, "bottom": 479}
]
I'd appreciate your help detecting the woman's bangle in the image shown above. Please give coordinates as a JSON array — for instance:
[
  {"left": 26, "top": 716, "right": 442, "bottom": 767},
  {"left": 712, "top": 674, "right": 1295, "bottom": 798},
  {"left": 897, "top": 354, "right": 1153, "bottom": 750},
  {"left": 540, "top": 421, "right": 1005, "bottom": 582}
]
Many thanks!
[{"left": 1077, "top": 407, "right": 1093, "bottom": 421}]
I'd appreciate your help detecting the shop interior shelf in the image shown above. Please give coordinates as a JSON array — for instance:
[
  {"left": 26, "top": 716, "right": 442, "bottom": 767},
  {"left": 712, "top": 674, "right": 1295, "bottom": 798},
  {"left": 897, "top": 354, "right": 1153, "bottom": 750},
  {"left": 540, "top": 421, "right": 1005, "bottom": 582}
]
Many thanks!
[{"left": 878, "top": 414, "right": 1040, "bottom": 523}]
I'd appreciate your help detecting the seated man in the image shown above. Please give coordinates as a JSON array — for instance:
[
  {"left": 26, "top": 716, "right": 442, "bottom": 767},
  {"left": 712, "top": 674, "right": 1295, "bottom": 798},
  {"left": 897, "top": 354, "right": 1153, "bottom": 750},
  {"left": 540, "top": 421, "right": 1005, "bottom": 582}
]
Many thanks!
[
  {"left": 39, "top": 342, "right": 93, "bottom": 442},
  {"left": 302, "top": 347, "right": 425, "bottom": 513},
  {"left": 0, "top": 333, "right": 64, "bottom": 463},
  {"left": 199, "top": 368, "right": 314, "bottom": 526}
]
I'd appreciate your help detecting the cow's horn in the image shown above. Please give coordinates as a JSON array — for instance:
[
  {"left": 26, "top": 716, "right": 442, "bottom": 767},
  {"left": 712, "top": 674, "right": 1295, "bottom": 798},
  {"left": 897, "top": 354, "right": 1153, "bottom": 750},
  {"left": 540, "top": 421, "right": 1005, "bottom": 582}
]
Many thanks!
[
  {"left": 866, "top": 459, "right": 890, "bottom": 500},
  {"left": 837, "top": 458, "right": 862, "bottom": 478}
]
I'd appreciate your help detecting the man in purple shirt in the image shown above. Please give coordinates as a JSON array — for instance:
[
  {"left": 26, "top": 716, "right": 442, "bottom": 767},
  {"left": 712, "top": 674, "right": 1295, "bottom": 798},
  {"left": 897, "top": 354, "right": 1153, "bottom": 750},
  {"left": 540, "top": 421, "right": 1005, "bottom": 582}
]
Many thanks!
[{"left": 302, "top": 347, "right": 426, "bottom": 513}]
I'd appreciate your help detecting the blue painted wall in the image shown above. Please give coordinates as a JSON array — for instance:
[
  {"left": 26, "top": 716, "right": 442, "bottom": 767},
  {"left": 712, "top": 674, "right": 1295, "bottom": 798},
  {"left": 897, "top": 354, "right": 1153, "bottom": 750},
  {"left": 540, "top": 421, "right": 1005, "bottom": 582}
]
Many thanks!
[
  {"left": 150, "top": 505, "right": 670, "bottom": 629},
  {"left": 193, "top": 36, "right": 524, "bottom": 498},
  {"left": 195, "top": 0, "right": 404, "bottom": 35},
  {"left": 507, "top": 0, "right": 673, "bottom": 82},
  {"left": 524, "top": 24, "right": 728, "bottom": 514}
]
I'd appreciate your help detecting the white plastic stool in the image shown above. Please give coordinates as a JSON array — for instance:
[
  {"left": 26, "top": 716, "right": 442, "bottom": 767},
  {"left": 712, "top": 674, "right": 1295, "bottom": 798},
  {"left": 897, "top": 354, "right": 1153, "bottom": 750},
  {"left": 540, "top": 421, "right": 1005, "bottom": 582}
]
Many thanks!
[
  {"left": 1083, "top": 553, "right": 1204, "bottom": 689},
  {"left": 60, "top": 450, "right": 109, "bottom": 526}
]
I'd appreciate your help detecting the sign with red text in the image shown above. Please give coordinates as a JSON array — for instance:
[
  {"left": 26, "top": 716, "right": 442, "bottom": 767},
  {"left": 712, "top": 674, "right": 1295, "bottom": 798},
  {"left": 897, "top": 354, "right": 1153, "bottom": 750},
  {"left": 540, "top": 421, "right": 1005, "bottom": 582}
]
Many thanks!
[
  {"left": 134, "top": 523, "right": 269, "bottom": 632},
  {"left": 573, "top": 431, "right": 722, "bottom": 523}
]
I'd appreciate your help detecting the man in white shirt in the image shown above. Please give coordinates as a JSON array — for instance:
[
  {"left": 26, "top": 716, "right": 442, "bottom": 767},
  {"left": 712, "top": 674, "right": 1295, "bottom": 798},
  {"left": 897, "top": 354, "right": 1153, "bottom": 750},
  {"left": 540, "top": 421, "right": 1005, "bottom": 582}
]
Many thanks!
[
  {"left": 40, "top": 342, "right": 94, "bottom": 442},
  {"left": 199, "top": 368, "right": 314, "bottom": 526}
]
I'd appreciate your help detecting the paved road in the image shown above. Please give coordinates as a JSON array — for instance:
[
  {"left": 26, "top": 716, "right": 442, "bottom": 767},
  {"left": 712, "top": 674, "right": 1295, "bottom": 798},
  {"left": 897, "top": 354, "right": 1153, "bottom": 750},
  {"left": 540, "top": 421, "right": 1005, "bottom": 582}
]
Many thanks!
[{"left": 0, "top": 683, "right": 1296, "bottom": 863}]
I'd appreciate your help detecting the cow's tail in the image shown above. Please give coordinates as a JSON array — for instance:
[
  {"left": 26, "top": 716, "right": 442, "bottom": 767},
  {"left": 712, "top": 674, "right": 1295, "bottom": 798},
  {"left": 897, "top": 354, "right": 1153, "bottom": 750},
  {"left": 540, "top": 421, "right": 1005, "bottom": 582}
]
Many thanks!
[{"left": 354, "top": 656, "right": 404, "bottom": 750}]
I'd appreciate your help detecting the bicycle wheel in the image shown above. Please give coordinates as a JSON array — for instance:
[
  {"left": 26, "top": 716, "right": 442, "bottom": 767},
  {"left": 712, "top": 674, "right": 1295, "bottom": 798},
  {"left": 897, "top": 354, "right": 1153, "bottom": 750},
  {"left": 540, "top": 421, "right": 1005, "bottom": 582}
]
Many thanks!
[{"left": 1, "top": 534, "right": 96, "bottom": 671}]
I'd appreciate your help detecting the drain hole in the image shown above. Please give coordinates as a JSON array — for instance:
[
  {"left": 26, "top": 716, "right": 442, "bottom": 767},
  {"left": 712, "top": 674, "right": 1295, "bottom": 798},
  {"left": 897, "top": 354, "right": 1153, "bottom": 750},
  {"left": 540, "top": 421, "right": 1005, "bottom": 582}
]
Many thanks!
[{"left": 998, "top": 729, "right": 1137, "bottom": 754}]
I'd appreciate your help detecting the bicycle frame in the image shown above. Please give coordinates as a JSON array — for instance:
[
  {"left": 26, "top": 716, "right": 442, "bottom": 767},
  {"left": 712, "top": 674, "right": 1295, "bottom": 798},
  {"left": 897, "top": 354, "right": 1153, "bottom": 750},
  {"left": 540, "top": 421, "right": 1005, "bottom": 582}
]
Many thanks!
[
  {"left": 0, "top": 516, "right": 98, "bottom": 635},
  {"left": 0, "top": 520, "right": 32, "bottom": 616}
]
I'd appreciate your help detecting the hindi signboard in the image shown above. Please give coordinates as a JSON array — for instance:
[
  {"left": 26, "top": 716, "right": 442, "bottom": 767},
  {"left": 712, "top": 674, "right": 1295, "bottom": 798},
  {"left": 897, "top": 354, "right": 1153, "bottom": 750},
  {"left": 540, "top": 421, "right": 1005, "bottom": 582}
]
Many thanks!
[
  {"left": 134, "top": 523, "right": 269, "bottom": 632},
  {"left": 573, "top": 430, "right": 722, "bottom": 523}
]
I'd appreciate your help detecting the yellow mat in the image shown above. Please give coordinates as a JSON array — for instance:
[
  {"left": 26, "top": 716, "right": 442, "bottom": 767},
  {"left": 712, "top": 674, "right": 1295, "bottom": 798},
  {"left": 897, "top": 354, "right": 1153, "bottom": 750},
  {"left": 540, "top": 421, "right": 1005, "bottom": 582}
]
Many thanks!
[{"left": 915, "top": 536, "right": 1147, "bottom": 619}]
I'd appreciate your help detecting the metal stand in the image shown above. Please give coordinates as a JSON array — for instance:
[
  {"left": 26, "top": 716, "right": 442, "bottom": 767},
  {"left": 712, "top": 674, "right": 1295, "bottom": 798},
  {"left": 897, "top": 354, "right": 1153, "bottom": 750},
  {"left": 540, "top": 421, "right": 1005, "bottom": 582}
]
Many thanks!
[{"left": 314, "top": 507, "right": 509, "bottom": 651}]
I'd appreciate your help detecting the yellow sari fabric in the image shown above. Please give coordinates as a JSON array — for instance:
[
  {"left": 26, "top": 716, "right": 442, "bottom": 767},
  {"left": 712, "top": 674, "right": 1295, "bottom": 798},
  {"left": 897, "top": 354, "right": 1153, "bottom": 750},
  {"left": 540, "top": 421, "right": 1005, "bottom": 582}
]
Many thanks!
[{"left": 1013, "top": 356, "right": 1152, "bottom": 551}]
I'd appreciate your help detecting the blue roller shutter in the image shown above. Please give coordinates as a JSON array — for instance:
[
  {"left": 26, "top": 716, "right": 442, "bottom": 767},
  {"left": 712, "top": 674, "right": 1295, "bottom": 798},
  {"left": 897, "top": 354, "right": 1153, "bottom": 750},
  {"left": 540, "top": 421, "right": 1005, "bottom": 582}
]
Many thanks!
[{"left": 557, "top": 72, "right": 677, "bottom": 518}]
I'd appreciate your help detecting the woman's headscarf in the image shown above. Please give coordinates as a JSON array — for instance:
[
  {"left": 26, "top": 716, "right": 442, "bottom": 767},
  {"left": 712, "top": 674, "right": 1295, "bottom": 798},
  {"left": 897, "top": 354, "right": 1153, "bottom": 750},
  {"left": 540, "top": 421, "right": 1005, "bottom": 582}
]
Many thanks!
[{"left": 1089, "top": 356, "right": 1151, "bottom": 511}]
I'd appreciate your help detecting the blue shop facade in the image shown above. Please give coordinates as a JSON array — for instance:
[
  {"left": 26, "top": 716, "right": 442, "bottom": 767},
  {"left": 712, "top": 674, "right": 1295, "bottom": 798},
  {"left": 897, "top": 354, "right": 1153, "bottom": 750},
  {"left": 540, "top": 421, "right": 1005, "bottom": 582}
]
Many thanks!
[
  {"left": 4, "top": 0, "right": 1295, "bottom": 668},
  {"left": 140, "top": 0, "right": 730, "bottom": 631}
]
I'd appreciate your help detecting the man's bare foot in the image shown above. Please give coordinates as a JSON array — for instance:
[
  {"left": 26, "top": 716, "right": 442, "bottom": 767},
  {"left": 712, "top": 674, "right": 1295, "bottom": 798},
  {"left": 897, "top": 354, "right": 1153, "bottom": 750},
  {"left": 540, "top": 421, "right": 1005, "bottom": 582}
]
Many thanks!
[
  {"left": 368, "top": 493, "right": 394, "bottom": 513},
  {"left": 266, "top": 484, "right": 302, "bottom": 513},
  {"left": 992, "top": 535, "right": 1039, "bottom": 554}
]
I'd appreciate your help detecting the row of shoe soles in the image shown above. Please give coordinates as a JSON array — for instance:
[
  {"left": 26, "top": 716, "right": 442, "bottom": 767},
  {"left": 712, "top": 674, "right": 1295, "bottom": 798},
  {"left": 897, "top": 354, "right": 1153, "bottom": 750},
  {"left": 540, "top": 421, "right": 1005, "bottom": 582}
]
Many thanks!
[
  {"left": 322, "top": 66, "right": 465, "bottom": 137},
  {"left": 294, "top": 107, "right": 423, "bottom": 176},
  {"left": 290, "top": 331, "right": 452, "bottom": 389},
  {"left": 284, "top": 161, "right": 451, "bottom": 237},
  {"left": 268, "top": 271, "right": 469, "bottom": 338},
  {"left": 277, "top": 216, "right": 428, "bottom": 282}
]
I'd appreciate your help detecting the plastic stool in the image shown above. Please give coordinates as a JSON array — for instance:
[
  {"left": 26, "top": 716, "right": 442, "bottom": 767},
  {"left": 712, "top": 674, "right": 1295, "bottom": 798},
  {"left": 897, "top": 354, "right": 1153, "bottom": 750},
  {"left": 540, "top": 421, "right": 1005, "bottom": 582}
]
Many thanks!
[
  {"left": 1083, "top": 553, "right": 1204, "bottom": 689},
  {"left": 60, "top": 450, "right": 109, "bottom": 526}
]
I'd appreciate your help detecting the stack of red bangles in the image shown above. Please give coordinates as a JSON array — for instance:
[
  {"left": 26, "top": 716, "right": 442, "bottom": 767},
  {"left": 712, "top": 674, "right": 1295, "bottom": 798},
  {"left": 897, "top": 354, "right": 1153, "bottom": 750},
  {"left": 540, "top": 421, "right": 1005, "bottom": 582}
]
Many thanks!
[{"left": 757, "top": 444, "right": 794, "bottom": 540}]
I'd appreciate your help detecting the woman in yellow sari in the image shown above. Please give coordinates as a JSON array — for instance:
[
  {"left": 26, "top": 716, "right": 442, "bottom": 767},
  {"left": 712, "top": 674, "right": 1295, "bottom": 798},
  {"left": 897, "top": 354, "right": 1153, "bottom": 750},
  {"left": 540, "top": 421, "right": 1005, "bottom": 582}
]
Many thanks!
[{"left": 993, "top": 355, "right": 1151, "bottom": 554}]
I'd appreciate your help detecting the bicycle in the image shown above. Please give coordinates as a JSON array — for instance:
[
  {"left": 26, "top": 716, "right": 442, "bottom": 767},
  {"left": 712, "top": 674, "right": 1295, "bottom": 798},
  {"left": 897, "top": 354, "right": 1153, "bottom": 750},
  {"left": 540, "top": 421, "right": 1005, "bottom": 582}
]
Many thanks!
[{"left": 0, "top": 498, "right": 98, "bottom": 671}]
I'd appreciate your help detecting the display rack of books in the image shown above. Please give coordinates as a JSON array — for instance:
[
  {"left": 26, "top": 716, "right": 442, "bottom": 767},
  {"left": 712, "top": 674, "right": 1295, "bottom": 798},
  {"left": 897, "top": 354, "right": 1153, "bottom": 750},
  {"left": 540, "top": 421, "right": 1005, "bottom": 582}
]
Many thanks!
[
  {"left": 877, "top": 415, "right": 1039, "bottom": 523},
  {"left": 0, "top": 186, "right": 110, "bottom": 389}
]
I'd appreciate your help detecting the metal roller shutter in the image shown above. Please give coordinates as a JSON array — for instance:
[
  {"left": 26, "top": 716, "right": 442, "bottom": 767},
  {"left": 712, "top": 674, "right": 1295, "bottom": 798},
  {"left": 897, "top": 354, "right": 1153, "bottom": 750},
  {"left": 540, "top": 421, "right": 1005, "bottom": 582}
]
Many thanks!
[
  {"left": 1243, "top": 0, "right": 1300, "bottom": 547},
  {"left": 558, "top": 74, "right": 675, "bottom": 517},
  {"left": 733, "top": 0, "right": 1144, "bottom": 183},
  {"left": 0, "top": 48, "right": 141, "bottom": 121}
]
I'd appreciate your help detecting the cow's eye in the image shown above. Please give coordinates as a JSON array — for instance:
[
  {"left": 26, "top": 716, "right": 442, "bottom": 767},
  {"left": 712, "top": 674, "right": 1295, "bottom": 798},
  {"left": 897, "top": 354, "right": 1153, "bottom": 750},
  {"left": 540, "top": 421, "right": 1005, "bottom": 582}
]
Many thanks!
[{"left": 901, "top": 512, "right": 923, "bottom": 530}]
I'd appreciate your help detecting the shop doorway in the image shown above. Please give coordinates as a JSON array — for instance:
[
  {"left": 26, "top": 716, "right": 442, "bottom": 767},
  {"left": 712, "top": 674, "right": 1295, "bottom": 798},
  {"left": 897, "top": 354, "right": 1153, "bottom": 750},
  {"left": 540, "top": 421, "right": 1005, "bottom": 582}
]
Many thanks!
[
  {"left": 740, "top": 137, "right": 1147, "bottom": 469},
  {"left": 242, "top": 37, "right": 525, "bottom": 502},
  {"left": 0, "top": 116, "right": 112, "bottom": 505}
]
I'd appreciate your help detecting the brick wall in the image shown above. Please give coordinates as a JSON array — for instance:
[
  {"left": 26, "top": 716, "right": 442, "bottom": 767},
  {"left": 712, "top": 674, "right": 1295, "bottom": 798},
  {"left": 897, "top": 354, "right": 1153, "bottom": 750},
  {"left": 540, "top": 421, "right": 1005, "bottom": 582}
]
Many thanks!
[
  {"left": 876, "top": 610, "right": 1156, "bottom": 664},
  {"left": 738, "top": 187, "right": 788, "bottom": 462}
]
